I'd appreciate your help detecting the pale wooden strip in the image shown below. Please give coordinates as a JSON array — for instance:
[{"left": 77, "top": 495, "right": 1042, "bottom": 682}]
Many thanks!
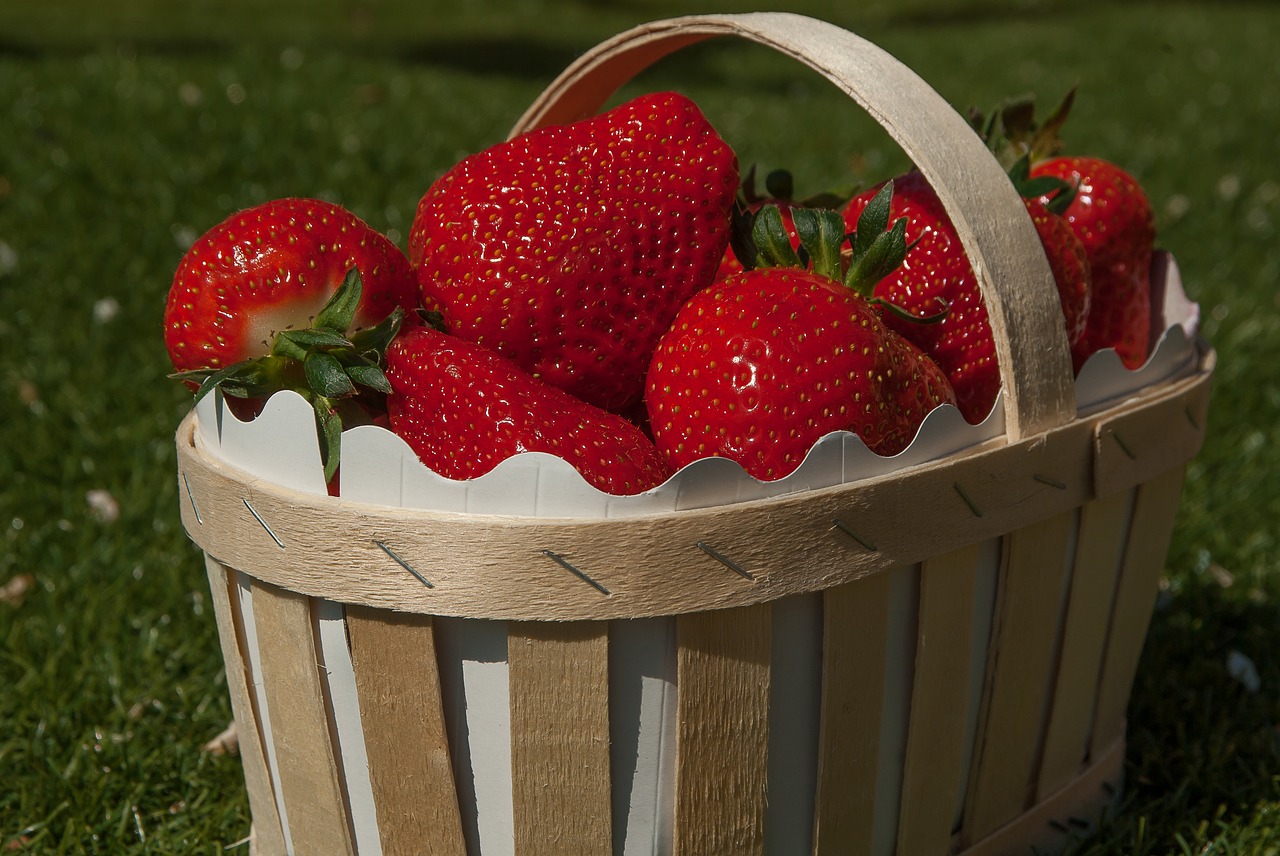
[
  {"left": 813, "top": 572, "right": 893, "bottom": 855},
  {"left": 203, "top": 557, "right": 287, "bottom": 856},
  {"left": 346, "top": 605, "right": 467, "bottom": 856},
  {"left": 674, "top": 603, "right": 771, "bottom": 856},
  {"left": 1036, "top": 490, "right": 1133, "bottom": 798},
  {"left": 508, "top": 621, "right": 612, "bottom": 856},
  {"left": 962, "top": 513, "right": 1073, "bottom": 842},
  {"left": 1090, "top": 466, "right": 1188, "bottom": 758},
  {"left": 897, "top": 545, "right": 982, "bottom": 853},
  {"left": 1093, "top": 371, "right": 1212, "bottom": 498},
  {"left": 251, "top": 581, "right": 356, "bottom": 855},
  {"left": 957, "top": 736, "right": 1124, "bottom": 856}
]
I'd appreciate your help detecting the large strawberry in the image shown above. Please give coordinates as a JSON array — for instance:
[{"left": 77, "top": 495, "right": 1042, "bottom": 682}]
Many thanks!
[
  {"left": 842, "top": 170, "right": 1091, "bottom": 423},
  {"left": 385, "top": 327, "right": 671, "bottom": 495},
  {"left": 645, "top": 185, "right": 956, "bottom": 481},
  {"left": 164, "top": 197, "right": 422, "bottom": 480},
  {"left": 1031, "top": 156, "right": 1154, "bottom": 369},
  {"left": 408, "top": 91, "right": 738, "bottom": 414}
]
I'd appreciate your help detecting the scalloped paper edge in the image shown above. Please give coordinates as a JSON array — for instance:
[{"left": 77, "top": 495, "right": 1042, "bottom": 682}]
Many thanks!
[{"left": 194, "top": 251, "right": 1199, "bottom": 519}]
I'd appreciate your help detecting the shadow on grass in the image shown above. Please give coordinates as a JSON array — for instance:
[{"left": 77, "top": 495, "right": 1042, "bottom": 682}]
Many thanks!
[{"left": 1080, "top": 574, "right": 1280, "bottom": 850}]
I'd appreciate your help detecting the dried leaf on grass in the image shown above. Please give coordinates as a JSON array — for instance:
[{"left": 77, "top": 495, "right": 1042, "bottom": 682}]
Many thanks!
[
  {"left": 0, "top": 574, "right": 34, "bottom": 606},
  {"left": 201, "top": 721, "right": 239, "bottom": 756}
]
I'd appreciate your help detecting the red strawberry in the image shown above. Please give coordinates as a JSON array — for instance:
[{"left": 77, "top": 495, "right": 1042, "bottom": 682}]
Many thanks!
[
  {"left": 1031, "top": 156, "right": 1154, "bottom": 369},
  {"left": 1022, "top": 196, "right": 1092, "bottom": 367},
  {"left": 166, "top": 198, "right": 420, "bottom": 374},
  {"left": 843, "top": 170, "right": 1091, "bottom": 423},
  {"left": 408, "top": 91, "right": 738, "bottom": 414},
  {"left": 645, "top": 188, "right": 956, "bottom": 481},
  {"left": 842, "top": 172, "right": 996, "bottom": 423},
  {"left": 385, "top": 327, "right": 671, "bottom": 495},
  {"left": 164, "top": 197, "right": 422, "bottom": 480},
  {"left": 971, "top": 89, "right": 1155, "bottom": 369}
]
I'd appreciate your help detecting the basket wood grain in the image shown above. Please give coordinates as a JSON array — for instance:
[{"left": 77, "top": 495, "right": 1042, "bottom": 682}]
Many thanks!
[{"left": 179, "top": 12, "right": 1215, "bottom": 855}]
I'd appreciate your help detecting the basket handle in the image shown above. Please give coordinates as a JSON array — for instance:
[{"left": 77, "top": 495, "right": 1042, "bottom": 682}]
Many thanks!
[{"left": 510, "top": 12, "right": 1076, "bottom": 440}]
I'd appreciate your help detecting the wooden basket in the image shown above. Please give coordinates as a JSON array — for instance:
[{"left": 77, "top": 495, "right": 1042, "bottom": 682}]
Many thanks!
[{"left": 176, "top": 13, "right": 1215, "bottom": 856}]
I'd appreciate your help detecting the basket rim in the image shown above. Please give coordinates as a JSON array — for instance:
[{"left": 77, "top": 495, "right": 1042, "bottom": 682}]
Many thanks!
[{"left": 177, "top": 347, "right": 1213, "bottom": 620}]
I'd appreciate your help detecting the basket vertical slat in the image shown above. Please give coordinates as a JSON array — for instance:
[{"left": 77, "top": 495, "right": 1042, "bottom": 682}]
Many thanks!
[
  {"left": 673, "top": 603, "right": 771, "bottom": 856},
  {"left": 203, "top": 558, "right": 287, "bottom": 856},
  {"left": 1036, "top": 490, "right": 1133, "bottom": 798},
  {"left": 963, "top": 513, "right": 1074, "bottom": 840},
  {"left": 896, "top": 545, "right": 982, "bottom": 852},
  {"left": 345, "top": 605, "right": 468, "bottom": 855},
  {"left": 813, "top": 573, "right": 894, "bottom": 855},
  {"left": 508, "top": 622, "right": 613, "bottom": 855},
  {"left": 1090, "top": 465, "right": 1188, "bottom": 757},
  {"left": 251, "top": 582, "right": 356, "bottom": 855}
]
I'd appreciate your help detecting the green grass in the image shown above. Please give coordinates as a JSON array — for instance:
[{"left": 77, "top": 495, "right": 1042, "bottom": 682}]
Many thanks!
[{"left": 2, "top": 0, "right": 1278, "bottom": 852}]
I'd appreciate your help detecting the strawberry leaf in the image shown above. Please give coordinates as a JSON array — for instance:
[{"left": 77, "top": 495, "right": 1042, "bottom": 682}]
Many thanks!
[
  {"left": 852, "top": 180, "right": 894, "bottom": 260},
  {"left": 791, "top": 207, "right": 846, "bottom": 282},
  {"left": 174, "top": 360, "right": 276, "bottom": 404},
  {"left": 847, "top": 216, "right": 910, "bottom": 294},
  {"left": 312, "top": 396, "right": 343, "bottom": 483},
  {"left": 871, "top": 295, "right": 951, "bottom": 325},
  {"left": 314, "top": 267, "right": 362, "bottom": 333},
  {"left": 344, "top": 362, "right": 392, "bottom": 394},
  {"left": 305, "top": 351, "right": 357, "bottom": 398},
  {"left": 752, "top": 205, "right": 803, "bottom": 269},
  {"left": 349, "top": 306, "right": 406, "bottom": 356},
  {"left": 1007, "top": 154, "right": 1079, "bottom": 214},
  {"left": 278, "top": 328, "right": 354, "bottom": 352},
  {"left": 270, "top": 333, "right": 309, "bottom": 361},
  {"left": 1027, "top": 85, "right": 1076, "bottom": 161},
  {"left": 727, "top": 199, "right": 759, "bottom": 272}
]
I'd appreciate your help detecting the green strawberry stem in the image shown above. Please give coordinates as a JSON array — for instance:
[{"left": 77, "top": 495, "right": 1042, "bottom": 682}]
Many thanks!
[
  {"left": 169, "top": 267, "right": 404, "bottom": 483},
  {"left": 970, "top": 86, "right": 1086, "bottom": 215},
  {"left": 752, "top": 205, "right": 805, "bottom": 270},
  {"left": 749, "top": 182, "right": 950, "bottom": 326},
  {"left": 1007, "top": 154, "right": 1077, "bottom": 215}
]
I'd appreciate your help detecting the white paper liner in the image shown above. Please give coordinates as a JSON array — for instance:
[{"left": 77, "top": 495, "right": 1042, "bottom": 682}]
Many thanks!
[{"left": 199, "top": 251, "right": 1200, "bottom": 854}]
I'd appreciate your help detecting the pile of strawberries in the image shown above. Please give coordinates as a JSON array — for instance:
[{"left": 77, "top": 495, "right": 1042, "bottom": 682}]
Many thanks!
[{"left": 165, "top": 89, "right": 1156, "bottom": 496}]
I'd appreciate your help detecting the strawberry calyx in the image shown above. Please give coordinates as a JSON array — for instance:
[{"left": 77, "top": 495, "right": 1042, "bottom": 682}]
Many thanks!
[
  {"left": 969, "top": 87, "right": 1084, "bottom": 214},
  {"left": 970, "top": 85, "right": 1076, "bottom": 169},
  {"left": 1007, "top": 154, "right": 1077, "bottom": 215},
  {"left": 750, "top": 181, "right": 949, "bottom": 325},
  {"left": 170, "top": 267, "right": 405, "bottom": 482},
  {"left": 726, "top": 165, "right": 850, "bottom": 272}
]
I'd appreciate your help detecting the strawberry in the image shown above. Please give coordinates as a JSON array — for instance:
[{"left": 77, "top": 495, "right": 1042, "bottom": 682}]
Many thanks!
[
  {"left": 164, "top": 197, "right": 422, "bottom": 480},
  {"left": 842, "top": 169, "right": 1091, "bottom": 423},
  {"left": 973, "top": 89, "right": 1156, "bottom": 369},
  {"left": 645, "top": 185, "right": 956, "bottom": 481},
  {"left": 842, "top": 172, "right": 996, "bottom": 423},
  {"left": 385, "top": 327, "right": 671, "bottom": 495},
  {"left": 408, "top": 91, "right": 738, "bottom": 414},
  {"left": 1031, "top": 156, "right": 1154, "bottom": 369}
]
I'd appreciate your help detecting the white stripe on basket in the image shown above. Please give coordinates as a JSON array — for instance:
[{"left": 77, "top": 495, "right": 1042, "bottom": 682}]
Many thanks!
[
  {"left": 609, "top": 616, "right": 678, "bottom": 856},
  {"left": 236, "top": 574, "right": 296, "bottom": 856},
  {"left": 314, "top": 600, "right": 381, "bottom": 854}
]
